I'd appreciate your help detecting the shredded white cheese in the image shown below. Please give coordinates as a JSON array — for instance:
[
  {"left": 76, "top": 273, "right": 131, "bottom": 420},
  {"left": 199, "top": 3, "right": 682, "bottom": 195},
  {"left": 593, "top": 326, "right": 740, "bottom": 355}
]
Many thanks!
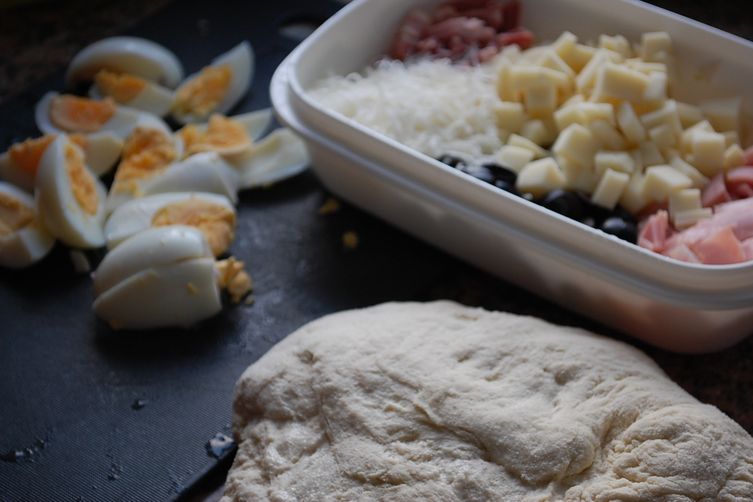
[{"left": 309, "top": 59, "right": 503, "bottom": 161}]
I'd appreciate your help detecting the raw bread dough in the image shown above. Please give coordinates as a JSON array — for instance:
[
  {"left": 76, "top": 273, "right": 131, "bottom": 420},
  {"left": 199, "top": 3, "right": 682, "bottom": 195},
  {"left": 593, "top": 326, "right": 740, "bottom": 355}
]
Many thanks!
[{"left": 222, "top": 301, "right": 753, "bottom": 501}]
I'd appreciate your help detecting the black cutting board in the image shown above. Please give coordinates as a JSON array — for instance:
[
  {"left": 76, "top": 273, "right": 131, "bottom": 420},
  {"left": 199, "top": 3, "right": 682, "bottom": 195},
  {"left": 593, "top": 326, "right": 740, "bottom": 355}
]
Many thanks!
[{"left": 1, "top": 1, "right": 752, "bottom": 502}]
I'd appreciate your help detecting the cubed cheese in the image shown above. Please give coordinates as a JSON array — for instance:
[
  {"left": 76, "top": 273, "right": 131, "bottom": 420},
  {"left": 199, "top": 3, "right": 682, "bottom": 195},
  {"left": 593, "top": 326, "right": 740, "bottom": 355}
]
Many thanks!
[
  {"left": 496, "top": 145, "right": 535, "bottom": 173},
  {"left": 552, "top": 123, "right": 598, "bottom": 168},
  {"left": 553, "top": 31, "right": 578, "bottom": 63},
  {"left": 537, "top": 49, "right": 576, "bottom": 78},
  {"left": 524, "top": 84, "right": 558, "bottom": 118},
  {"left": 589, "top": 120, "right": 628, "bottom": 150},
  {"left": 677, "top": 102, "right": 704, "bottom": 128},
  {"left": 591, "top": 63, "right": 649, "bottom": 102},
  {"left": 642, "top": 165, "right": 692, "bottom": 201},
  {"left": 722, "top": 131, "right": 740, "bottom": 148},
  {"left": 568, "top": 44, "right": 598, "bottom": 73},
  {"left": 510, "top": 66, "right": 571, "bottom": 97},
  {"left": 599, "top": 34, "right": 632, "bottom": 58},
  {"left": 641, "top": 32, "right": 672, "bottom": 62},
  {"left": 649, "top": 123, "right": 677, "bottom": 149},
  {"left": 575, "top": 50, "right": 610, "bottom": 92},
  {"left": 673, "top": 208, "right": 713, "bottom": 230},
  {"left": 640, "top": 141, "right": 665, "bottom": 167},
  {"left": 595, "top": 151, "right": 635, "bottom": 176},
  {"left": 554, "top": 104, "right": 582, "bottom": 131},
  {"left": 640, "top": 100, "right": 682, "bottom": 137},
  {"left": 724, "top": 144, "right": 745, "bottom": 170},
  {"left": 494, "top": 101, "right": 526, "bottom": 133},
  {"left": 516, "top": 158, "right": 566, "bottom": 197},
  {"left": 668, "top": 154, "right": 709, "bottom": 188},
  {"left": 680, "top": 120, "right": 715, "bottom": 154},
  {"left": 497, "top": 64, "right": 516, "bottom": 101},
  {"left": 699, "top": 97, "right": 741, "bottom": 133},
  {"left": 619, "top": 172, "right": 647, "bottom": 214},
  {"left": 559, "top": 155, "right": 598, "bottom": 193},
  {"left": 643, "top": 71, "right": 668, "bottom": 102},
  {"left": 508, "top": 133, "right": 548, "bottom": 159},
  {"left": 625, "top": 58, "right": 667, "bottom": 75},
  {"left": 591, "top": 168, "right": 630, "bottom": 209},
  {"left": 520, "top": 119, "right": 555, "bottom": 146},
  {"left": 691, "top": 131, "right": 726, "bottom": 176},
  {"left": 616, "top": 102, "right": 646, "bottom": 145},
  {"left": 578, "top": 102, "right": 616, "bottom": 125},
  {"left": 668, "top": 188, "right": 702, "bottom": 223}
]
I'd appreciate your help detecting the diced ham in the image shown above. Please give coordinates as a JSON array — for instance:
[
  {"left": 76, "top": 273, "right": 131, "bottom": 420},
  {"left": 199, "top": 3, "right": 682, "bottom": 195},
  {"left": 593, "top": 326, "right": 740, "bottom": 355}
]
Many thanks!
[
  {"left": 638, "top": 210, "right": 671, "bottom": 252},
  {"left": 731, "top": 183, "right": 753, "bottom": 199},
  {"left": 502, "top": 0, "right": 521, "bottom": 31},
  {"left": 726, "top": 166, "right": 753, "bottom": 200},
  {"left": 390, "top": 9, "right": 432, "bottom": 60},
  {"left": 426, "top": 17, "right": 488, "bottom": 42},
  {"left": 689, "top": 226, "right": 746, "bottom": 265},
  {"left": 663, "top": 243, "right": 700, "bottom": 263},
  {"left": 743, "top": 145, "right": 753, "bottom": 166},
  {"left": 463, "top": 4, "right": 505, "bottom": 30},
  {"left": 701, "top": 173, "right": 732, "bottom": 208},
  {"left": 496, "top": 28, "right": 534, "bottom": 49}
]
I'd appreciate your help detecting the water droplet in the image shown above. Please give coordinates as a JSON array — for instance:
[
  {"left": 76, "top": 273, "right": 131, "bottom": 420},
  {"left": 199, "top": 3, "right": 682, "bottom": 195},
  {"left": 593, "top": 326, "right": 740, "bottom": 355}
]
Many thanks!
[
  {"left": 131, "top": 399, "right": 147, "bottom": 410},
  {"left": 205, "top": 433, "right": 234, "bottom": 459}
]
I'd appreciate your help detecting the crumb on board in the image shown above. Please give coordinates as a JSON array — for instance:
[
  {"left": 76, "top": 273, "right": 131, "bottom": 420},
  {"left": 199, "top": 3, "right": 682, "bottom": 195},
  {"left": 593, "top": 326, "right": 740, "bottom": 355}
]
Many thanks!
[
  {"left": 342, "top": 231, "right": 359, "bottom": 250},
  {"left": 318, "top": 197, "right": 341, "bottom": 215},
  {"left": 215, "top": 257, "right": 253, "bottom": 303}
]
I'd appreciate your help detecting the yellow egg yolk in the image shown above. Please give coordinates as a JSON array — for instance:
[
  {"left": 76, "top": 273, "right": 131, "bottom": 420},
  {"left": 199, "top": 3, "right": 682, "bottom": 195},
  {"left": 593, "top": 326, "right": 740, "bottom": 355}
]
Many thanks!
[
  {"left": 151, "top": 198, "right": 235, "bottom": 256},
  {"left": 177, "top": 114, "right": 251, "bottom": 156},
  {"left": 65, "top": 144, "right": 99, "bottom": 215},
  {"left": 49, "top": 95, "right": 116, "bottom": 133},
  {"left": 8, "top": 134, "right": 87, "bottom": 176},
  {"left": 173, "top": 65, "right": 232, "bottom": 118},
  {"left": 0, "top": 193, "right": 34, "bottom": 237},
  {"left": 112, "top": 127, "right": 178, "bottom": 195},
  {"left": 215, "top": 256, "right": 252, "bottom": 303},
  {"left": 94, "top": 70, "right": 147, "bottom": 103}
]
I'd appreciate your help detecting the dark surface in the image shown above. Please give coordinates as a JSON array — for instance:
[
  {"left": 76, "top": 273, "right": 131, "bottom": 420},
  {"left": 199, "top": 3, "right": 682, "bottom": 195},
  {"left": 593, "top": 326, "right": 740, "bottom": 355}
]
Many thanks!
[{"left": 0, "top": 1, "right": 752, "bottom": 502}]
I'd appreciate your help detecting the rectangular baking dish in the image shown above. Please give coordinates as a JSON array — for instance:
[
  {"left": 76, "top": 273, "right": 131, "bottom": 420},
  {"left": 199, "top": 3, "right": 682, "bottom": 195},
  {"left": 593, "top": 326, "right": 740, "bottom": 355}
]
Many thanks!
[{"left": 271, "top": 0, "right": 753, "bottom": 353}]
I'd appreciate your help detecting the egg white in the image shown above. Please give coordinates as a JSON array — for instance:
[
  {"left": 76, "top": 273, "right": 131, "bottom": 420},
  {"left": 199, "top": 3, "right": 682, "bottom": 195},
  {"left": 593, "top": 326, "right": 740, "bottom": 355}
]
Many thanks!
[
  {"left": 104, "top": 191, "right": 235, "bottom": 251},
  {"left": 231, "top": 128, "right": 309, "bottom": 189},
  {"left": 93, "top": 226, "right": 221, "bottom": 330},
  {"left": 66, "top": 36, "right": 184, "bottom": 88},
  {"left": 35, "top": 136, "right": 107, "bottom": 248},
  {"left": 172, "top": 41, "right": 254, "bottom": 124},
  {"left": 0, "top": 182, "right": 55, "bottom": 268},
  {"left": 90, "top": 79, "right": 175, "bottom": 117}
]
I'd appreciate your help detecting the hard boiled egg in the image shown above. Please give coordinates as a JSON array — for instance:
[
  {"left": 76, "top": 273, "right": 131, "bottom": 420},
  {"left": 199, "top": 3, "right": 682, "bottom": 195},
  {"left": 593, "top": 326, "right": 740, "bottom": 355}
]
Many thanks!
[
  {"left": 171, "top": 42, "right": 254, "bottom": 124},
  {"left": 176, "top": 109, "right": 272, "bottom": 157},
  {"left": 105, "top": 192, "right": 236, "bottom": 256},
  {"left": 93, "top": 225, "right": 252, "bottom": 330},
  {"left": 66, "top": 36, "right": 184, "bottom": 88},
  {"left": 0, "top": 181, "right": 55, "bottom": 268},
  {"left": 35, "top": 92, "right": 142, "bottom": 138},
  {"left": 0, "top": 133, "right": 123, "bottom": 191},
  {"left": 35, "top": 136, "right": 107, "bottom": 248},
  {"left": 90, "top": 70, "right": 174, "bottom": 117},
  {"left": 140, "top": 152, "right": 241, "bottom": 203},
  {"left": 231, "top": 128, "right": 309, "bottom": 188}
]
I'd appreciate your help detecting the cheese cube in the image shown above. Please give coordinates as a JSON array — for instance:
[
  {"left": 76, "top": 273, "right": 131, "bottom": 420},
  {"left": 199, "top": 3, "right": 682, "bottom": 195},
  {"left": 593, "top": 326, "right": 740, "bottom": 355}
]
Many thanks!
[
  {"left": 599, "top": 34, "right": 632, "bottom": 58},
  {"left": 724, "top": 144, "right": 745, "bottom": 170},
  {"left": 677, "top": 102, "right": 704, "bottom": 128},
  {"left": 643, "top": 71, "right": 667, "bottom": 102},
  {"left": 568, "top": 44, "right": 598, "bottom": 73},
  {"left": 554, "top": 104, "right": 582, "bottom": 131},
  {"left": 559, "top": 155, "right": 598, "bottom": 192},
  {"left": 649, "top": 124, "right": 677, "bottom": 149},
  {"left": 629, "top": 148, "right": 643, "bottom": 171},
  {"left": 563, "top": 94, "right": 585, "bottom": 107},
  {"left": 520, "top": 119, "right": 555, "bottom": 146},
  {"left": 591, "top": 63, "right": 650, "bottom": 103},
  {"left": 576, "top": 50, "right": 610, "bottom": 92},
  {"left": 524, "top": 84, "right": 558, "bottom": 118},
  {"left": 673, "top": 208, "right": 713, "bottom": 230},
  {"left": 668, "top": 188, "right": 702, "bottom": 222},
  {"left": 516, "top": 158, "right": 566, "bottom": 197},
  {"left": 508, "top": 133, "right": 548, "bottom": 159},
  {"left": 699, "top": 97, "right": 741, "bottom": 133},
  {"left": 722, "top": 131, "right": 740, "bottom": 148},
  {"left": 680, "top": 120, "right": 715, "bottom": 154},
  {"left": 641, "top": 32, "right": 672, "bottom": 62},
  {"left": 496, "top": 145, "right": 535, "bottom": 173},
  {"left": 510, "top": 66, "right": 571, "bottom": 97},
  {"left": 616, "top": 102, "right": 646, "bottom": 144},
  {"left": 591, "top": 169, "right": 630, "bottom": 209},
  {"left": 640, "top": 100, "right": 682, "bottom": 137},
  {"left": 640, "top": 141, "right": 665, "bottom": 167},
  {"left": 691, "top": 131, "right": 726, "bottom": 176},
  {"left": 625, "top": 58, "right": 667, "bottom": 75},
  {"left": 497, "top": 64, "right": 516, "bottom": 101},
  {"left": 619, "top": 172, "right": 648, "bottom": 214},
  {"left": 669, "top": 154, "right": 709, "bottom": 188},
  {"left": 589, "top": 120, "right": 628, "bottom": 150},
  {"left": 552, "top": 124, "right": 598, "bottom": 168},
  {"left": 538, "top": 49, "right": 575, "bottom": 78},
  {"left": 578, "top": 103, "right": 616, "bottom": 125},
  {"left": 595, "top": 151, "right": 635, "bottom": 176},
  {"left": 494, "top": 102, "right": 526, "bottom": 133},
  {"left": 553, "top": 31, "right": 578, "bottom": 62},
  {"left": 642, "top": 165, "right": 692, "bottom": 201}
]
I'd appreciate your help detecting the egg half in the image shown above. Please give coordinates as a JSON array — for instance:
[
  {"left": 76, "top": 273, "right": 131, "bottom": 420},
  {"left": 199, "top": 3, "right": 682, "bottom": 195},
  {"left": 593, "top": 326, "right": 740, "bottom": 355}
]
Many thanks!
[
  {"left": 91, "top": 70, "right": 174, "bottom": 117},
  {"left": 66, "top": 36, "right": 184, "bottom": 88},
  {"left": 177, "top": 109, "right": 272, "bottom": 158},
  {"left": 92, "top": 226, "right": 222, "bottom": 330},
  {"left": 36, "top": 136, "right": 107, "bottom": 248},
  {"left": 171, "top": 41, "right": 254, "bottom": 124},
  {"left": 231, "top": 127, "right": 309, "bottom": 188},
  {"left": 105, "top": 192, "right": 236, "bottom": 256},
  {"left": 0, "top": 181, "right": 55, "bottom": 268}
]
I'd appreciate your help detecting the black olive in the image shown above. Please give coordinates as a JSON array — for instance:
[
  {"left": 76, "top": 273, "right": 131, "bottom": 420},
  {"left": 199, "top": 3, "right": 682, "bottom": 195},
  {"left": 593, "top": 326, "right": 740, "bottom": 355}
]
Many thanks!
[
  {"left": 493, "top": 179, "right": 520, "bottom": 196},
  {"left": 437, "top": 154, "right": 465, "bottom": 168},
  {"left": 459, "top": 164, "right": 496, "bottom": 184},
  {"left": 600, "top": 217, "right": 637, "bottom": 243},
  {"left": 481, "top": 162, "right": 517, "bottom": 185},
  {"left": 540, "top": 189, "right": 586, "bottom": 221}
]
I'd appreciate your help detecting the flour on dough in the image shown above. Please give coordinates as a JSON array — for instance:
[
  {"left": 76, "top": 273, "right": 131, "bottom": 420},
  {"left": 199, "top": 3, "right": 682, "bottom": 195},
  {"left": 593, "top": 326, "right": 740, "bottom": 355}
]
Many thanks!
[{"left": 222, "top": 301, "right": 753, "bottom": 501}]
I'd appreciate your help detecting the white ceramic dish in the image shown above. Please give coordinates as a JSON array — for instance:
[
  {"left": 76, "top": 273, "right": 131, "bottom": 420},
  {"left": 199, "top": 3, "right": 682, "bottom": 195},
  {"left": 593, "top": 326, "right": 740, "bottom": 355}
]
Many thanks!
[{"left": 271, "top": 0, "right": 753, "bottom": 353}]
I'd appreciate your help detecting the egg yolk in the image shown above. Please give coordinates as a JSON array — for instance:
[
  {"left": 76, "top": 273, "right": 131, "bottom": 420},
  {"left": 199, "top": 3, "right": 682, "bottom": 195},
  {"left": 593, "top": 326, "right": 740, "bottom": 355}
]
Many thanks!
[
  {"left": 0, "top": 193, "right": 34, "bottom": 237},
  {"left": 151, "top": 199, "right": 235, "bottom": 256},
  {"left": 65, "top": 144, "right": 99, "bottom": 215},
  {"left": 173, "top": 65, "right": 232, "bottom": 118},
  {"left": 94, "top": 70, "right": 147, "bottom": 103},
  {"left": 112, "top": 127, "right": 178, "bottom": 195},
  {"left": 215, "top": 256, "right": 252, "bottom": 303},
  {"left": 177, "top": 114, "right": 251, "bottom": 156},
  {"left": 8, "top": 134, "right": 87, "bottom": 176},
  {"left": 50, "top": 95, "right": 116, "bottom": 133}
]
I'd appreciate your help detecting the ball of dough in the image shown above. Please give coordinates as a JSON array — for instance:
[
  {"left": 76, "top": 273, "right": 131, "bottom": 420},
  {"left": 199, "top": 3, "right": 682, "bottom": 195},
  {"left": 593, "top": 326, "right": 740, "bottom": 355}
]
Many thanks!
[{"left": 223, "top": 301, "right": 753, "bottom": 501}]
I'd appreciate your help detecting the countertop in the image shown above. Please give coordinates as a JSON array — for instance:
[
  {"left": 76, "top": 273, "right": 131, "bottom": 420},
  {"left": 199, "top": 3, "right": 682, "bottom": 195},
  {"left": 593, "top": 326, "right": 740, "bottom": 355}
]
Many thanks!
[{"left": 0, "top": 1, "right": 752, "bottom": 500}]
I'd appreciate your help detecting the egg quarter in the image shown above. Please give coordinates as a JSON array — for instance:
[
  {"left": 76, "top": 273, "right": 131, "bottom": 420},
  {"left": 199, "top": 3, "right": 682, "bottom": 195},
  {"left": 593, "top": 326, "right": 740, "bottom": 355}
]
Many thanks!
[{"left": 0, "top": 181, "right": 55, "bottom": 268}]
